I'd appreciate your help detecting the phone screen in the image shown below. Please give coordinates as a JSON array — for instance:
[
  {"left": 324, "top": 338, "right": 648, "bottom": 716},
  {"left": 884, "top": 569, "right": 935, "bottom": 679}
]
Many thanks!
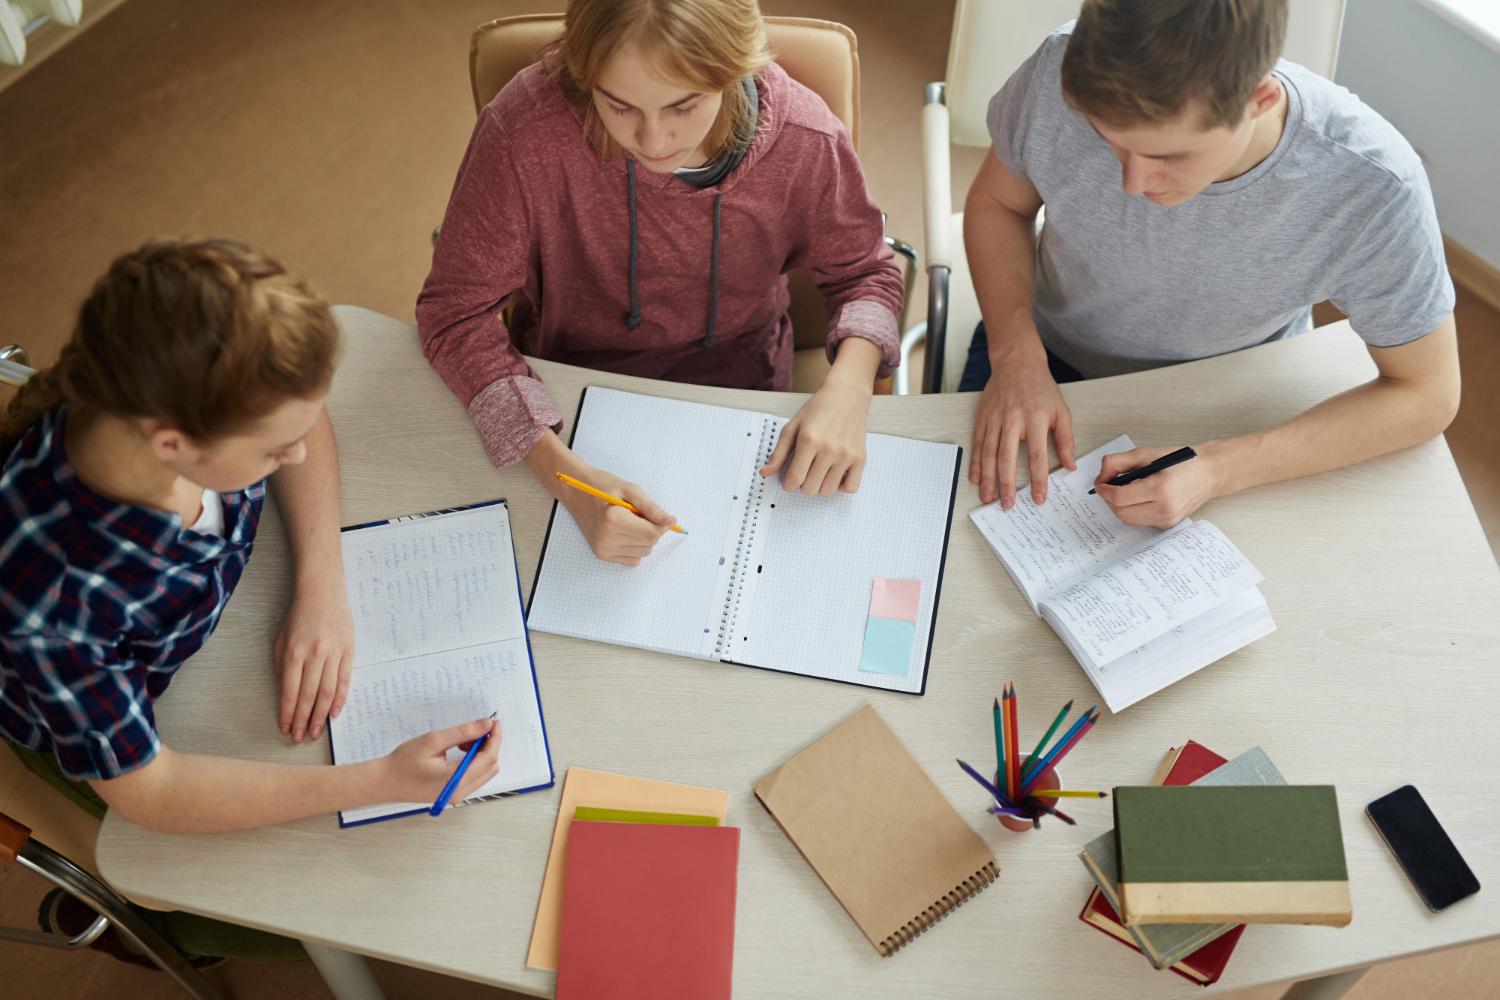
[{"left": 1367, "top": 785, "right": 1480, "bottom": 912}]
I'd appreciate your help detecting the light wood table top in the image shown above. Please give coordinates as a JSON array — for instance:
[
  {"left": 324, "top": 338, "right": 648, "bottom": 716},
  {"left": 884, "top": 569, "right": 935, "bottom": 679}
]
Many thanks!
[{"left": 98, "top": 306, "right": 1500, "bottom": 998}]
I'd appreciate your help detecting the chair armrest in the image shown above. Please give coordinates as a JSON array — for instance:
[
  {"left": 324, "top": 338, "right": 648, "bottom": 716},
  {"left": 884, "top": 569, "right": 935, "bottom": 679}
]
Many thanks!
[{"left": 921, "top": 83, "right": 953, "bottom": 270}]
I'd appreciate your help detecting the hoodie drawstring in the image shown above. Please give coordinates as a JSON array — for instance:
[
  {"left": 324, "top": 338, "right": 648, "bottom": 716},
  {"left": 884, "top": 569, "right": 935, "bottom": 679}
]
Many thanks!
[
  {"left": 623, "top": 159, "right": 723, "bottom": 348},
  {"left": 702, "top": 192, "right": 722, "bottom": 348},
  {"left": 624, "top": 158, "right": 642, "bottom": 331}
]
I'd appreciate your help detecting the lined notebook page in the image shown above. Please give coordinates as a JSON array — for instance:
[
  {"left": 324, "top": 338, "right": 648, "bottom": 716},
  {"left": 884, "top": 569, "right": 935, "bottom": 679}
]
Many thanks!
[
  {"left": 734, "top": 430, "right": 958, "bottom": 693},
  {"left": 343, "top": 506, "right": 526, "bottom": 664},
  {"left": 969, "top": 436, "right": 1160, "bottom": 613},
  {"left": 331, "top": 638, "right": 550, "bottom": 825},
  {"left": 527, "top": 388, "right": 763, "bottom": 659},
  {"left": 330, "top": 503, "right": 551, "bottom": 825}
]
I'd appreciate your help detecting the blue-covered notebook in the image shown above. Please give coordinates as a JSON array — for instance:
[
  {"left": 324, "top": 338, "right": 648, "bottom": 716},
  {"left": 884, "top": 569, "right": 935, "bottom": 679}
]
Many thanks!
[{"left": 328, "top": 499, "right": 554, "bottom": 827}]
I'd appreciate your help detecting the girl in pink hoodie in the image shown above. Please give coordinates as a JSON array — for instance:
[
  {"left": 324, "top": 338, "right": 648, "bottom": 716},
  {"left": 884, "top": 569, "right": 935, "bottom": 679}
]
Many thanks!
[{"left": 417, "top": 0, "right": 905, "bottom": 565}]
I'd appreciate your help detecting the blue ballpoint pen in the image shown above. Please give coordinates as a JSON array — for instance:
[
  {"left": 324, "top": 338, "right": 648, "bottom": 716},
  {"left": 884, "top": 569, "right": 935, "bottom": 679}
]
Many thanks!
[{"left": 429, "top": 712, "right": 497, "bottom": 817}]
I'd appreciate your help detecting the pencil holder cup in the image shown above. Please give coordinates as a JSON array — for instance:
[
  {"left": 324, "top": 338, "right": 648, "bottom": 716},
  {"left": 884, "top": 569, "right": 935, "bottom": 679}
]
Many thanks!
[{"left": 994, "top": 755, "right": 1061, "bottom": 832}]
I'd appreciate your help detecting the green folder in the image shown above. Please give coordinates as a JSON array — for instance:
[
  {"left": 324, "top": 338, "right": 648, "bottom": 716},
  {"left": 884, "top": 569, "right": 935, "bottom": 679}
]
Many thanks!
[{"left": 573, "top": 806, "right": 719, "bottom": 826}]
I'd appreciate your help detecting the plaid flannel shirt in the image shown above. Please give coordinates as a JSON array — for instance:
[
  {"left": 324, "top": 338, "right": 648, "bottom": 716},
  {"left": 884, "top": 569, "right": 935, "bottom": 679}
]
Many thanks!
[{"left": 1, "top": 407, "right": 263, "bottom": 780}]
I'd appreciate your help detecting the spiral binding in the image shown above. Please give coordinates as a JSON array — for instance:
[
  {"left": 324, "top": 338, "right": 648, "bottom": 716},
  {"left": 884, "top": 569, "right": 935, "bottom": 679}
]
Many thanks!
[
  {"left": 713, "top": 418, "right": 779, "bottom": 659},
  {"left": 877, "top": 860, "right": 1001, "bottom": 957}
]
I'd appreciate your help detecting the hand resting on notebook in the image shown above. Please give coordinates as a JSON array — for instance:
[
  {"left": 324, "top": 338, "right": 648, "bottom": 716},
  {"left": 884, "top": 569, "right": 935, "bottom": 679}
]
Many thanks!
[{"left": 761, "top": 334, "right": 879, "bottom": 496}]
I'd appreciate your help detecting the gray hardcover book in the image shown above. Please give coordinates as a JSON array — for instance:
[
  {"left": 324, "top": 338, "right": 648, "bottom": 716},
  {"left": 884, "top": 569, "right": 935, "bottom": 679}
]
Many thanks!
[{"left": 1079, "top": 747, "right": 1286, "bottom": 968}]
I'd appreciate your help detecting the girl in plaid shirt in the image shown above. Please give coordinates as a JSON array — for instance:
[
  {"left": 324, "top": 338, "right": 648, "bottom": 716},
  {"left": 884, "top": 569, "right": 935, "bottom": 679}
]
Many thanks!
[{"left": 0, "top": 240, "right": 500, "bottom": 835}]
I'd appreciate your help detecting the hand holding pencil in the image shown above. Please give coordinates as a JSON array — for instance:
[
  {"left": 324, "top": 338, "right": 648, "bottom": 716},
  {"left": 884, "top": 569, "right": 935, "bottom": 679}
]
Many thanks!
[{"left": 551, "top": 467, "right": 683, "bottom": 567}]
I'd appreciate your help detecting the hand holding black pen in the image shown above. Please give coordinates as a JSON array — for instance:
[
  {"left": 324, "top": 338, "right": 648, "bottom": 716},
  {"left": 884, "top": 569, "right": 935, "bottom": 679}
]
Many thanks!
[{"left": 1089, "top": 446, "right": 1197, "bottom": 494}]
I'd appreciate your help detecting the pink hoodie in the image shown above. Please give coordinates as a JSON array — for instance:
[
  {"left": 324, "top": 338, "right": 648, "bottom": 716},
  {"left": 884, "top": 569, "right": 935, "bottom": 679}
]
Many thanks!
[{"left": 416, "top": 58, "right": 904, "bottom": 468}]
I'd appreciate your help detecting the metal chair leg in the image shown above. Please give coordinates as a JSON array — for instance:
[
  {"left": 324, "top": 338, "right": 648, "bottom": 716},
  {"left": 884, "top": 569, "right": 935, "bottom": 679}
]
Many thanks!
[{"left": 8, "top": 834, "right": 228, "bottom": 1000}]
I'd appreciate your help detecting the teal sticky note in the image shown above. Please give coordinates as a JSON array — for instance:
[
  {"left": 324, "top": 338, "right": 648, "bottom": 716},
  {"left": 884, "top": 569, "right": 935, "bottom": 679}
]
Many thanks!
[{"left": 859, "top": 616, "right": 916, "bottom": 676}]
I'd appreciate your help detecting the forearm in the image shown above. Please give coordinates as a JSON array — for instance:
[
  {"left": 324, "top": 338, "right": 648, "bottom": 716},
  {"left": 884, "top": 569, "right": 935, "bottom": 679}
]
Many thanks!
[
  {"left": 1205, "top": 373, "right": 1458, "bottom": 497},
  {"left": 963, "top": 200, "right": 1044, "bottom": 365},
  {"left": 95, "top": 749, "right": 389, "bottom": 834},
  {"left": 269, "top": 410, "right": 344, "bottom": 587},
  {"left": 825, "top": 334, "right": 881, "bottom": 391}
]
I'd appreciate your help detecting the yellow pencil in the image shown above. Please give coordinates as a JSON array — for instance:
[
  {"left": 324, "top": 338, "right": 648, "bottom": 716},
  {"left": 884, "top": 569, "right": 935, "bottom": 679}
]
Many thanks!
[
  {"left": 555, "top": 473, "right": 687, "bottom": 534},
  {"left": 1028, "top": 789, "right": 1107, "bottom": 798}
]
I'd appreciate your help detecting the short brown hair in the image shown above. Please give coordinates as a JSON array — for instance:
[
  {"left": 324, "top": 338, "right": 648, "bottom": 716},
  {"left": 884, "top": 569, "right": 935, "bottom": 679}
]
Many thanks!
[
  {"left": 552, "top": 0, "right": 770, "bottom": 160},
  {"left": 2, "top": 239, "right": 339, "bottom": 453},
  {"left": 1061, "top": 0, "right": 1288, "bottom": 129}
]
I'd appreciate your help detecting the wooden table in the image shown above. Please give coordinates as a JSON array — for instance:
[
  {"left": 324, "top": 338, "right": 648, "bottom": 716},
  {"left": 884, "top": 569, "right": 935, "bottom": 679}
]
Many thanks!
[{"left": 97, "top": 306, "right": 1500, "bottom": 999}]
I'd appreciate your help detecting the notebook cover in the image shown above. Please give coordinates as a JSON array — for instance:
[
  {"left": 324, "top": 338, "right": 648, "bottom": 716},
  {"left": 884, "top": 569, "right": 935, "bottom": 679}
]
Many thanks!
[
  {"left": 330, "top": 499, "right": 556, "bottom": 828},
  {"left": 555, "top": 821, "right": 740, "bottom": 1000},
  {"left": 1080, "top": 741, "right": 1254, "bottom": 968},
  {"left": 1116, "top": 785, "right": 1352, "bottom": 926},
  {"left": 530, "top": 386, "right": 962, "bottom": 695},
  {"left": 753, "top": 705, "right": 998, "bottom": 956},
  {"left": 527, "top": 767, "right": 730, "bottom": 970},
  {"left": 1080, "top": 889, "right": 1246, "bottom": 986}
]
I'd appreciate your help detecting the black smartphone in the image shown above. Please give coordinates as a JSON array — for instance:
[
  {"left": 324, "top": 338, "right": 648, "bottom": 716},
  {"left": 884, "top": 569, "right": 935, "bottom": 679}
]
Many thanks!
[{"left": 1366, "top": 785, "right": 1480, "bottom": 912}]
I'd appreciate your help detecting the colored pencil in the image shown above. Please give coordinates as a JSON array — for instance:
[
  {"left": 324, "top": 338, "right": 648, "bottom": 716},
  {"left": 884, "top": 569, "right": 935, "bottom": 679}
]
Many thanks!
[
  {"left": 1021, "top": 698, "right": 1072, "bottom": 784},
  {"left": 1027, "top": 799, "right": 1077, "bottom": 826},
  {"left": 1000, "top": 686, "right": 1014, "bottom": 803},
  {"left": 956, "top": 758, "right": 1014, "bottom": 808},
  {"left": 1028, "top": 789, "right": 1107, "bottom": 798},
  {"left": 985, "top": 805, "right": 1029, "bottom": 819},
  {"left": 1021, "top": 711, "right": 1099, "bottom": 796},
  {"left": 1022, "top": 704, "right": 1095, "bottom": 783},
  {"left": 1005, "top": 683, "right": 1020, "bottom": 804},
  {"left": 992, "top": 697, "right": 1006, "bottom": 797},
  {"left": 554, "top": 472, "right": 687, "bottom": 533}
]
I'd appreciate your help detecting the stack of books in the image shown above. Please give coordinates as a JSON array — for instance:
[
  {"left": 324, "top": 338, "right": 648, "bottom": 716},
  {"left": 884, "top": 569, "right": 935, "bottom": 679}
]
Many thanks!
[
  {"left": 1078, "top": 741, "right": 1274, "bottom": 985},
  {"left": 1079, "top": 742, "right": 1353, "bottom": 986}
]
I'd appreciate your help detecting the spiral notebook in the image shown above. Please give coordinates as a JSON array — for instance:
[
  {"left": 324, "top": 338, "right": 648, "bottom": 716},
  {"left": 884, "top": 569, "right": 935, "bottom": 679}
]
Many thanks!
[
  {"left": 327, "top": 500, "right": 554, "bottom": 827},
  {"left": 527, "top": 388, "right": 962, "bottom": 694},
  {"left": 754, "top": 706, "right": 998, "bottom": 956}
]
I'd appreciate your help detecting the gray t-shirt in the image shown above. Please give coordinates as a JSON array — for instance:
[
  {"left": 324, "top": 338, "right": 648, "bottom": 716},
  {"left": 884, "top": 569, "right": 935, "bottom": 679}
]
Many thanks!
[{"left": 988, "top": 26, "right": 1455, "bottom": 378}]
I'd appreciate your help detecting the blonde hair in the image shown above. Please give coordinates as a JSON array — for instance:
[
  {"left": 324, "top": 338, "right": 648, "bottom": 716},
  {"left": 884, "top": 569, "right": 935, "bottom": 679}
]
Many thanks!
[
  {"left": 2, "top": 238, "right": 340, "bottom": 453},
  {"left": 1062, "top": 0, "right": 1288, "bottom": 129},
  {"left": 553, "top": 0, "right": 770, "bottom": 160}
]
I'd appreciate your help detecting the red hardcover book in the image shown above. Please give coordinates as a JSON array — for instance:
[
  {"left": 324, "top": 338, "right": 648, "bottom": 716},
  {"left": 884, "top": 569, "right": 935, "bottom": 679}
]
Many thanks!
[
  {"left": 1080, "top": 889, "right": 1248, "bottom": 985},
  {"left": 1078, "top": 740, "right": 1247, "bottom": 983},
  {"left": 556, "top": 820, "right": 740, "bottom": 1000}
]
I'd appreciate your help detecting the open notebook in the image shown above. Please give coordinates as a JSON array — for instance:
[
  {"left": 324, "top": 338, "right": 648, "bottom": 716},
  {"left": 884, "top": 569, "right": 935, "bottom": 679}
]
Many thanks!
[
  {"left": 970, "top": 436, "right": 1275, "bottom": 712},
  {"left": 527, "top": 388, "right": 962, "bottom": 694},
  {"left": 328, "top": 500, "right": 554, "bottom": 827}
]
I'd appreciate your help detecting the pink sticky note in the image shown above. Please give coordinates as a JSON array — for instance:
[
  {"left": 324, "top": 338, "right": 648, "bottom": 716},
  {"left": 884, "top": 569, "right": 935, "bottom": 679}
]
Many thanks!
[{"left": 869, "top": 577, "right": 921, "bottom": 622}]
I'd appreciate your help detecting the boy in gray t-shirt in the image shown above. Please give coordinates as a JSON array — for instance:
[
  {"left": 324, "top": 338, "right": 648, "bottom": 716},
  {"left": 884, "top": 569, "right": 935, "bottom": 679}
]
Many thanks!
[{"left": 965, "top": 0, "right": 1459, "bottom": 527}]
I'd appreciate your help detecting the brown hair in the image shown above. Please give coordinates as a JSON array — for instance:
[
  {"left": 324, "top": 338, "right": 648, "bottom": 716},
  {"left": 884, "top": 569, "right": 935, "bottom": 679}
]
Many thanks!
[
  {"left": 1061, "top": 0, "right": 1288, "bottom": 129},
  {"left": 1, "top": 238, "right": 339, "bottom": 453},
  {"left": 551, "top": 0, "right": 770, "bottom": 160}
]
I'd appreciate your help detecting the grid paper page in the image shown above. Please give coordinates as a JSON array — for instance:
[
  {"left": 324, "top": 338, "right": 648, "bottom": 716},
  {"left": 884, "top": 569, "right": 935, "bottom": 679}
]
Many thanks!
[
  {"left": 732, "top": 429, "right": 959, "bottom": 693},
  {"left": 527, "top": 388, "right": 762, "bottom": 659},
  {"left": 342, "top": 506, "right": 526, "bottom": 665},
  {"left": 331, "top": 637, "right": 550, "bottom": 825}
]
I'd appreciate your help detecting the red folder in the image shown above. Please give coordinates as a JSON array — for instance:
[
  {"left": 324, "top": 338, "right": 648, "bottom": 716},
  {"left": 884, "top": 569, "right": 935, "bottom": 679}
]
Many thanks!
[{"left": 556, "top": 820, "right": 740, "bottom": 1000}]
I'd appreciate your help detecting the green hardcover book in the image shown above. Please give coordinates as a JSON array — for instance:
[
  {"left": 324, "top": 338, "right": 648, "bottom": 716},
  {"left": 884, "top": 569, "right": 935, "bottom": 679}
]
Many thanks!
[
  {"left": 1079, "top": 745, "right": 1285, "bottom": 968},
  {"left": 1115, "top": 785, "right": 1352, "bottom": 927}
]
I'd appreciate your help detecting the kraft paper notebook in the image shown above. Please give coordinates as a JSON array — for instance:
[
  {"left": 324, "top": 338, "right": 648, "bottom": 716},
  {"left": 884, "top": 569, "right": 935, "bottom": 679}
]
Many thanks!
[
  {"left": 527, "top": 387, "right": 962, "bottom": 694},
  {"left": 527, "top": 767, "right": 731, "bottom": 970},
  {"left": 754, "top": 705, "right": 998, "bottom": 956},
  {"left": 327, "top": 500, "right": 553, "bottom": 827},
  {"left": 970, "top": 435, "right": 1275, "bottom": 712},
  {"left": 556, "top": 820, "right": 740, "bottom": 1000}
]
